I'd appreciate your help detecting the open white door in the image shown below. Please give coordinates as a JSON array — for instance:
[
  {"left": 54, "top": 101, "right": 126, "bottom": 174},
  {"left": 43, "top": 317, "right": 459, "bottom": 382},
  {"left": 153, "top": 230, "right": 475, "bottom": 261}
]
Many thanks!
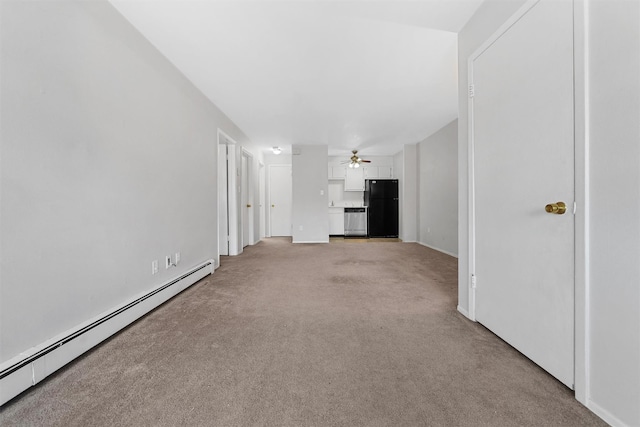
[
  {"left": 259, "top": 162, "right": 265, "bottom": 239},
  {"left": 470, "top": 0, "right": 574, "bottom": 388},
  {"left": 241, "top": 152, "right": 253, "bottom": 248},
  {"left": 218, "top": 142, "right": 229, "bottom": 257},
  {"left": 218, "top": 130, "right": 240, "bottom": 256}
]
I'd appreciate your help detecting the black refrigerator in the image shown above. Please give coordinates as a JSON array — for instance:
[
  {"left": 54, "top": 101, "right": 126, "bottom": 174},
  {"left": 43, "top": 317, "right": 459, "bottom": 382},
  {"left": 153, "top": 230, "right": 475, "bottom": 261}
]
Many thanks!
[{"left": 364, "top": 179, "right": 399, "bottom": 238}]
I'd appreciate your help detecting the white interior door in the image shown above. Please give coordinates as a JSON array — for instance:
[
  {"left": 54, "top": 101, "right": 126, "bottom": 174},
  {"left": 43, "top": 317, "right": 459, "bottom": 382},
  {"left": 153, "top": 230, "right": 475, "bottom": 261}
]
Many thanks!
[
  {"left": 269, "top": 165, "right": 292, "bottom": 237},
  {"left": 471, "top": 0, "right": 574, "bottom": 388},
  {"left": 218, "top": 143, "right": 229, "bottom": 256},
  {"left": 259, "top": 163, "right": 265, "bottom": 238},
  {"left": 218, "top": 131, "right": 240, "bottom": 256},
  {"left": 241, "top": 154, "right": 251, "bottom": 248}
]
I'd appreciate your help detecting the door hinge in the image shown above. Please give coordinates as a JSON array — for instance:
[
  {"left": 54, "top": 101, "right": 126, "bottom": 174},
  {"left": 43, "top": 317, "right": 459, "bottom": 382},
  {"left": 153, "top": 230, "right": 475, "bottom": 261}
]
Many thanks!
[
  {"left": 468, "top": 84, "right": 475, "bottom": 98},
  {"left": 471, "top": 274, "right": 477, "bottom": 289}
]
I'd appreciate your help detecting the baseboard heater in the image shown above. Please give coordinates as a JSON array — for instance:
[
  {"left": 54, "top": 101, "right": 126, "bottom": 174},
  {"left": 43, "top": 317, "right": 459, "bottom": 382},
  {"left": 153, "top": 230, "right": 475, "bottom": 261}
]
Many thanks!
[{"left": 0, "top": 260, "right": 213, "bottom": 406}]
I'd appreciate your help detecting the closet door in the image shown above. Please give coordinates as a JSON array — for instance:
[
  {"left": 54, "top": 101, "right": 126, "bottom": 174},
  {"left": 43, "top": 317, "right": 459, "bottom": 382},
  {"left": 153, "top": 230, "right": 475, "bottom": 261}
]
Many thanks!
[{"left": 471, "top": 0, "right": 575, "bottom": 388}]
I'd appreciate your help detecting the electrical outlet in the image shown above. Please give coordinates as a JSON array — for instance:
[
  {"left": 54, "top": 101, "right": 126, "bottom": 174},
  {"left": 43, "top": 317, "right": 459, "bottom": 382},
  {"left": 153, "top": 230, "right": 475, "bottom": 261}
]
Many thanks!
[
  {"left": 165, "top": 256, "right": 172, "bottom": 269},
  {"left": 175, "top": 252, "right": 180, "bottom": 265},
  {"left": 299, "top": 225, "right": 303, "bottom": 231},
  {"left": 151, "top": 260, "right": 158, "bottom": 275}
]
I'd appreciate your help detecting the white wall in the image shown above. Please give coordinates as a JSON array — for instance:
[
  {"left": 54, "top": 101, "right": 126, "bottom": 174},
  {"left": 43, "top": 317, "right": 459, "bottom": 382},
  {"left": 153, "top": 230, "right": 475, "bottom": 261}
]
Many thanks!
[
  {"left": 458, "top": 1, "right": 640, "bottom": 425},
  {"left": 586, "top": 0, "right": 640, "bottom": 424},
  {"left": 0, "top": 0, "right": 250, "bottom": 364},
  {"left": 292, "top": 145, "right": 328, "bottom": 243},
  {"left": 418, "top": 120, "right": 457, "bottom": 256}
]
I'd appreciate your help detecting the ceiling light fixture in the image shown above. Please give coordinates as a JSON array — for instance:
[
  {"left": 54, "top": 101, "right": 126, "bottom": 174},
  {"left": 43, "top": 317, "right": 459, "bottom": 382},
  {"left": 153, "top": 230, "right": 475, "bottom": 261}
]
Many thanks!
[
  {"left": 271, "top": 146, "right": 282, "bottom": 155},
  {"left": 343, "top": 150, "right": 370, "bottom": 169}
]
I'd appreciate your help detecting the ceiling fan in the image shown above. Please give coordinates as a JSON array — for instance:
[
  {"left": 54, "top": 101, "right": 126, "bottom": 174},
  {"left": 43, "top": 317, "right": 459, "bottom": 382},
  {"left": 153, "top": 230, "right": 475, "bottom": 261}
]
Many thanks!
[{"left": 341, "top": 150, "right": 371, "bottom": 168}]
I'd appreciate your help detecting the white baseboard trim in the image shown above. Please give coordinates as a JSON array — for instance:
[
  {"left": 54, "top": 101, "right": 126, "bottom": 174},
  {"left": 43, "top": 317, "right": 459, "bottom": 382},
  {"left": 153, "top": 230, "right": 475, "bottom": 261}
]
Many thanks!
[
  {"left": 457, "top": 305, "right": 472, "bottom": 320},
  {"left": 0, "top": 260, "right": 213, "bottom": 406},
  {"left": 587, "top": 398, "right": 630, "bottom": 427},
  {"left": 417, "top": 241, "right": 459, "bottom": 258}
]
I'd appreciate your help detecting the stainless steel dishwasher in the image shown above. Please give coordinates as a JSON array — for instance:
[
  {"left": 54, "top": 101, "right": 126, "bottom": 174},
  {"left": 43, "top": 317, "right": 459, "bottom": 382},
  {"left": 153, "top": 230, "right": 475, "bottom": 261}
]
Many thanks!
[{"left": 344, "top": 207, "right": 367, "bottom": 237}]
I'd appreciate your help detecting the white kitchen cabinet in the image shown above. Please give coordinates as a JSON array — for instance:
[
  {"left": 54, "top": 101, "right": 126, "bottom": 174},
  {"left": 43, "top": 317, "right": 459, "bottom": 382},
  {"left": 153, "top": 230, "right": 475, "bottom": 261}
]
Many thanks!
[
  {"left": 345, "top": 167, "right": 364, "bottom": 191},
  {"left": 363, "top": 166, "right": 378, "bottom": 179},
  {"left": 328, "top": 208, "right": 344, "bottom": 235},
  {"left": 329, "top": 165, "right": 347, "bottom": 180},
  {"left": 362, "top": 166, "right": 378, "bottom": 179},
  {"left": 377, "top": 166, "right": 393, "bottom": 178},
  {"left": 362, "top": 166, "right": 393, "bottom": 179}
]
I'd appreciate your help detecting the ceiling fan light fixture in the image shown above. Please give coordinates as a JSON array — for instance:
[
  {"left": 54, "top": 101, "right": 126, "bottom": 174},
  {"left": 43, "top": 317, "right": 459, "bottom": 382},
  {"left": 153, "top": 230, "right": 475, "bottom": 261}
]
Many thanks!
[
  {"left": 343, "top": 150, "right": 369, "bottom": 168},
  {"left": 271, "top": 146, "right": 282, "bottom": 155}
]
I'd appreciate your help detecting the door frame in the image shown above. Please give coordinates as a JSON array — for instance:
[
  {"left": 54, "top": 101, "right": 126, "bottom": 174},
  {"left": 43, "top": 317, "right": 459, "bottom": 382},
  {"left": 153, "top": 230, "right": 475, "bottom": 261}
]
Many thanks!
[
  {"left": 465, "top": 0, "right": 590, "bottom": 404},
  {"left": 217, "top": 129, "right": 241, "bottom": 258}
]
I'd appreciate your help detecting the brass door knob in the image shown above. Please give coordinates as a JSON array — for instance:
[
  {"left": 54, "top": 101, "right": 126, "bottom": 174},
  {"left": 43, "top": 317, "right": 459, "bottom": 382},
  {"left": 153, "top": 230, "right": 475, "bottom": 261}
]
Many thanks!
[
  {"left": 247, "top": 204, "right": 252, "bottom": 208},
  {"left": 271, "top": 204, "right": 275, "bottom": 208},
  {"left": 545, "top": 201, "right": 567, "bottom": 214}
]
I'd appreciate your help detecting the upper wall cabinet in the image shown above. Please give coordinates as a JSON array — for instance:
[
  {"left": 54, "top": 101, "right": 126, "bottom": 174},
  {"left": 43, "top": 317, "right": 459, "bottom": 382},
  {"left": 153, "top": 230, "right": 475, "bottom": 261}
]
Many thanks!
[
  {"left": 363, "top": 165, "right": 394, "bottom": 179},
  {"left": 378, "top": 166, "right": 393, "bottom": 178},
  {"left": 344, "top": 165, "right": 394, "bottom": 191},
  {"left": 345, "top": 167, "right": 365, "bottom": 191},
  {"left": 329, "top": 165, "right": 347, "bottom": 180},
  {"left": 363, "top": 166, "right": 377, "bottom": 179}
]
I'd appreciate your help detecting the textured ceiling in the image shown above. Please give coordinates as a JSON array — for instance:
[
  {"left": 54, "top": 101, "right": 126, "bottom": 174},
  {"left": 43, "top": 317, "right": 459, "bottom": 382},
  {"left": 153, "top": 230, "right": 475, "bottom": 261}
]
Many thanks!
[{"left": 110, "top": 0, "right": 483, "bottom": 156}]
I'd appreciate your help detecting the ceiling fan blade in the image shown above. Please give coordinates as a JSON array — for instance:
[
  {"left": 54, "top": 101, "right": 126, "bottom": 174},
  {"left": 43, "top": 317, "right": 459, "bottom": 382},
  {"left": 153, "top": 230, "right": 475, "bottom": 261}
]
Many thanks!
[{"left": 360, "top": 160, "right": 372, "bottom": 163}]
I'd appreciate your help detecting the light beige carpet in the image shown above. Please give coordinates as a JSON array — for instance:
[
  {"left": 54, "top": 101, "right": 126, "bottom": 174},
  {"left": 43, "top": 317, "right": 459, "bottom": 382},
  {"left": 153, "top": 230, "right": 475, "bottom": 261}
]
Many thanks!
[{"left": 0, "top": 238, "right": 605, "bottom": 426}]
